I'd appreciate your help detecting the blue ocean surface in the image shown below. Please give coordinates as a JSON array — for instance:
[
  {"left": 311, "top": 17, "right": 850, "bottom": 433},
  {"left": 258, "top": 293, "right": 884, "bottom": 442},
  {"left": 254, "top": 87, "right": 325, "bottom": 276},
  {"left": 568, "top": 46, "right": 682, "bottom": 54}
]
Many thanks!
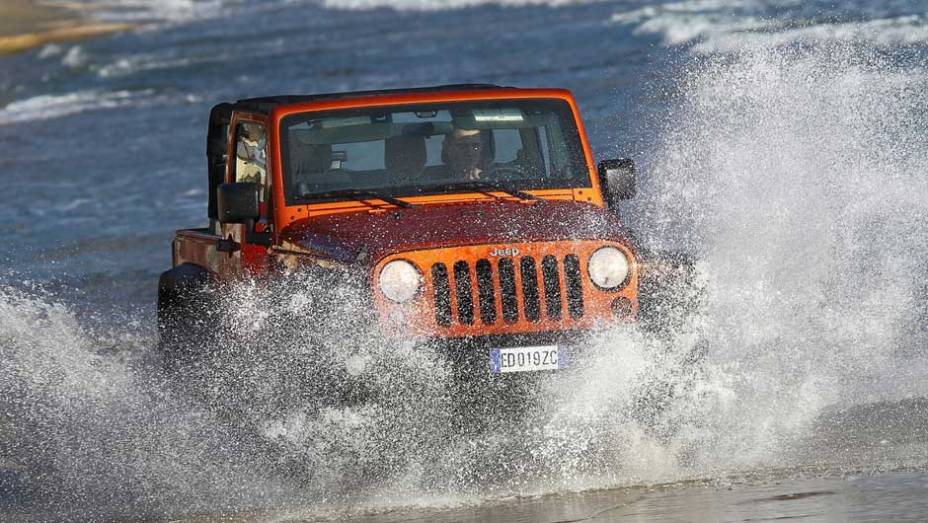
[{"left": 2, "top": 1, "right": 928, "bottom": 521}]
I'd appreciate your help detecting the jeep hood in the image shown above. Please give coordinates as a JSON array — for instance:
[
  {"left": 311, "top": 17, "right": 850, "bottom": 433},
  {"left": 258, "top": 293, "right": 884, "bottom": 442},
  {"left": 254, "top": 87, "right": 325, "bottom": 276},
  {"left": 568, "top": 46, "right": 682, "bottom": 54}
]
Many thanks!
[{"left": 279, "top": 200, "right": 631, "bottom": 264}]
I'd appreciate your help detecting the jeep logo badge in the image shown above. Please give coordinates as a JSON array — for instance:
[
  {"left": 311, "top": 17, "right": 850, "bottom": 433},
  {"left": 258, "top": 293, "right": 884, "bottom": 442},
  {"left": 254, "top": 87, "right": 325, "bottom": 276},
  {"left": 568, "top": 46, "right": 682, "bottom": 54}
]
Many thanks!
[{"left": 489, "top": 247, "right": 519, "bottom": 257}]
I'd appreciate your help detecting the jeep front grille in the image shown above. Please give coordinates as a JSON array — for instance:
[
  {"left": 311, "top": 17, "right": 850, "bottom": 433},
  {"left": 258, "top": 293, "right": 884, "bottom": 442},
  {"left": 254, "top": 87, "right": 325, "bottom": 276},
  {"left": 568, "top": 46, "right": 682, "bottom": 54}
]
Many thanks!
[{"left": 431, "top": 255, "right": 585, "bottom": 327}]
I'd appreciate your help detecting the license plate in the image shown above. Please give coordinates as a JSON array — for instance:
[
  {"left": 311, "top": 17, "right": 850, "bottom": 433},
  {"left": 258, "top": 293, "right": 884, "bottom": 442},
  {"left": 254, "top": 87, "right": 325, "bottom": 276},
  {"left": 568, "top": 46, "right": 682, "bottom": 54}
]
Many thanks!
[{"left": 489, "top": 345, "right": 563, "bottom": 374}]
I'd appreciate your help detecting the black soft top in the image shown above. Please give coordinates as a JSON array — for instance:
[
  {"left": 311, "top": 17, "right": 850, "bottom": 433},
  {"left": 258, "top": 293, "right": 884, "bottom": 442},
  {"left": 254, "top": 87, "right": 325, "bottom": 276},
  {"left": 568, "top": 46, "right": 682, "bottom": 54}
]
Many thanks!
[{"left": 229, "top": 83, "right": 511, "bottom": 114}]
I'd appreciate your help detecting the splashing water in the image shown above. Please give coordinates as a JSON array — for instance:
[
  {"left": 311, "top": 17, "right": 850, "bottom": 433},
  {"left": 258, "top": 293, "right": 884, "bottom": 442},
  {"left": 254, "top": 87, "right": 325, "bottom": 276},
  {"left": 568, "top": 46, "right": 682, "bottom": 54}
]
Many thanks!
[
  {"left": 3, "top": 43, "right": 928, "bottom": 520},
  {"left": 634, "top": 42, "right": 928, "bottom": 464}
]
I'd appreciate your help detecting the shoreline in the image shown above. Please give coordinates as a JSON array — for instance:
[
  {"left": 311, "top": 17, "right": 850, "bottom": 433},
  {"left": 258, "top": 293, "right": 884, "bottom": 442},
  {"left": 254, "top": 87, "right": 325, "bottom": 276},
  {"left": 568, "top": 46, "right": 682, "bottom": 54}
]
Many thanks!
[{"left": 0, "top": 0, "right": 135, "bottom": 57}]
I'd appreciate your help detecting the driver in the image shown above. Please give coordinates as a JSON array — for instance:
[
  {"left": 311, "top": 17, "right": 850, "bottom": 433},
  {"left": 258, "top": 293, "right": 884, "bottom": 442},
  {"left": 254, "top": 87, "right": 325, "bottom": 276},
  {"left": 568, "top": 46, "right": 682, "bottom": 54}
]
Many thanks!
[{"left": 442, "top": 127, "right": 484, "bottom": 181}]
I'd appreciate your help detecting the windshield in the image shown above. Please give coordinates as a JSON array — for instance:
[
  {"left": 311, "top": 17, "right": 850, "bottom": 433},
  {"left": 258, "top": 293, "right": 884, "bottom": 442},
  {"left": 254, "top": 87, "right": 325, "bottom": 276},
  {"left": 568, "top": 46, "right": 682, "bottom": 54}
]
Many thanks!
[{"left": 279, "top": 99, "right": 589, "bottom": 205}]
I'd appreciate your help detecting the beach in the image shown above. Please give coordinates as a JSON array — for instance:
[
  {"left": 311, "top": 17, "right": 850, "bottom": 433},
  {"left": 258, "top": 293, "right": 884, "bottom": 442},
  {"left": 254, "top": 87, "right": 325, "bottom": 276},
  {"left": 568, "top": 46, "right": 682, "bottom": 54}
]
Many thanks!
[{"left": 0, "top": 0, "right": 133, "bottom": 56}]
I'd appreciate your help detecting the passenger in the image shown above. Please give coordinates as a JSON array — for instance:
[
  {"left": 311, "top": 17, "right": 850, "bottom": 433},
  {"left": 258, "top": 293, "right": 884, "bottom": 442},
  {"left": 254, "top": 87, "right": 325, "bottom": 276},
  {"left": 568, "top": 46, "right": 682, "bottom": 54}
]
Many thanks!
[
  {"left": 235, "top": 123, "right": 268, "bottom": 199},
  {"left": 385, "top": 134, "right": 426, "bottom": 184},
  {"left": 235, "top": 124, "right": 267, "bottom": 184},
  {"left": 442, "top": 127, "right": 484, "bottom": 181}
]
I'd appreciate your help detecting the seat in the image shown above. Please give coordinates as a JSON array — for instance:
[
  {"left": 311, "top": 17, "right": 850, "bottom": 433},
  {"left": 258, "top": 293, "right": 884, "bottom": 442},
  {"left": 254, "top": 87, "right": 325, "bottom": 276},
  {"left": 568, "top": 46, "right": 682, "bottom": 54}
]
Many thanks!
[{"left": 291, "top": 143, "right": 333, "bottom": 196}]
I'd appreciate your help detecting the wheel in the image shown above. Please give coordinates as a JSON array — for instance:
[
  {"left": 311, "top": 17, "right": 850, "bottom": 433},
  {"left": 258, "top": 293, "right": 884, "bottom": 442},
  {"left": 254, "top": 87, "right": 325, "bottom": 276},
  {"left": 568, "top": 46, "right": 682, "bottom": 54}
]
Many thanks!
[
  {"left": 631, "top": 250, "right": 710, "bottom": 449},
  {"left": 156, "top": 263, "right": 212, "bottom": 369}
]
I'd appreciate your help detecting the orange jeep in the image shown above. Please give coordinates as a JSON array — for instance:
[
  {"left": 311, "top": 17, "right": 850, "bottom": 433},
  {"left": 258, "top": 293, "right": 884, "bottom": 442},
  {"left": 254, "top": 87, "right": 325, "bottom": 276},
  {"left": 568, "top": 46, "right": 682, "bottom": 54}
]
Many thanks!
[{"left": 158, "top": 84, "right": 639, "bottom": 375}]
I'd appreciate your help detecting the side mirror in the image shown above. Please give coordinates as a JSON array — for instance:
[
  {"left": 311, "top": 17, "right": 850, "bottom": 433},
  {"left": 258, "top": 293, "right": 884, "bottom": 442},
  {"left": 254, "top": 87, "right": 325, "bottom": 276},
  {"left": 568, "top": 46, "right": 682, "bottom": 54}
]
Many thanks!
[
  {"left": 217, "top": 182, "right": 259, "bottom": 224},
  {"left": 598, "top": 158, "right": 636, "bottom": 206},
  {"left": 216, "top": 182, "right": 272, "bottom": 246}
]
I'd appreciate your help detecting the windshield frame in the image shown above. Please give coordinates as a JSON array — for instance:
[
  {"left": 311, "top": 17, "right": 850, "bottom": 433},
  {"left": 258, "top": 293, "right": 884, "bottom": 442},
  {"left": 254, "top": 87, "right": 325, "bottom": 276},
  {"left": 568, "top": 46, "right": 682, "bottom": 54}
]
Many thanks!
[{"left": 277, "top": 97, "right": 593, "bottom": 206}]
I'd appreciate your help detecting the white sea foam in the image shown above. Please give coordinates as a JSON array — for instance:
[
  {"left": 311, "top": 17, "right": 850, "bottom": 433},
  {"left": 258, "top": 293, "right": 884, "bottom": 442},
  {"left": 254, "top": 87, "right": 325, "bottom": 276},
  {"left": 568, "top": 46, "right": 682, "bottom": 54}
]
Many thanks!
[
  {"left": 611, "top": 0, "right": 928, "bottom": 53},
  {"left": 320, "top": 0, "right": 595, "bottom": 10},
  {"left": 37, "top": 43, "right": 64, "bottom": 60},
  {"left": 61, "top": 45, "right": 89, "bottom": 68},
  {"left": 97, "top": 53, "right": 198, "bottom": 78},
  {"left": 75, "top": 0, "right": 230, "bottom": 23},
  {"left": 694, "top": 16, "right": 928, "bottom": 54},
  {"left": 0, "top": 89, "right": 153, "bottom": 125}
]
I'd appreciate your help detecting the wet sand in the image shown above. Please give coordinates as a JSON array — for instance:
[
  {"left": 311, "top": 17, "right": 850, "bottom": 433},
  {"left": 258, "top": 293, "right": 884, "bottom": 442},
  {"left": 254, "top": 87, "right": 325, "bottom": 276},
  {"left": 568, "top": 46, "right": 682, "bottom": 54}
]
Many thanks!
[
  {"left": 0, "top": 0, "right": 134, "bottom": 56},
  {"left": 150, "top": 469, "right": 928, "bottom": 523}
]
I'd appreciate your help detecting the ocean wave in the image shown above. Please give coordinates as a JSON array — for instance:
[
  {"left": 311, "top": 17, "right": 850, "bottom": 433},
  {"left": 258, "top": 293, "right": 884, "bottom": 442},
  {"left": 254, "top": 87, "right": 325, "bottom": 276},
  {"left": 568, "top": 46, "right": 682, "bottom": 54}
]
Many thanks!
[
  {"left": 611, "top": 0, "right": 928, "bottom": 53},
  {"left": 97, "top": 53, "right": 197, "bottom": 78},
  {"left": 0, "top": 89, "right": 152, "bottom": 125},
  {"left": 66, "top": 0, "right": 928, "bottom": 52},
  {"left": 319, "top": 0, "right": 597, "bottom": 10},
  {"left": 71, "top": 0, "right": 233, "bottom": 24},
  {"left": 694, "top": 15, "right": 928, "bottom": 54}
]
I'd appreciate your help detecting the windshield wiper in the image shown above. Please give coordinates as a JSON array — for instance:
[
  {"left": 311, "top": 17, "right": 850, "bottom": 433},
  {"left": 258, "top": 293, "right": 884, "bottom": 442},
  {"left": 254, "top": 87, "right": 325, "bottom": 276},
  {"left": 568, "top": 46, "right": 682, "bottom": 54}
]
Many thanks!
[
  {"left": 301, "top": 189, "right": 414, "bottom": 208},
  {"left": 434, "top": 181, "right": 540, "bottom": 202}
]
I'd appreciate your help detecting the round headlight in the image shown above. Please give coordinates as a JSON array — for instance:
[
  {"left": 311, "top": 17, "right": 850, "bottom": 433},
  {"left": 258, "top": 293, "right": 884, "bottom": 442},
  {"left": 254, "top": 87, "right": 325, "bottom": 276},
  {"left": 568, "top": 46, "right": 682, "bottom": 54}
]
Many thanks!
[
  {"left": 588, "top": 247, "right": 630, "bottom": 289},
  {"left": 379, "top": 260, "right": 422, "bottom": 302}
]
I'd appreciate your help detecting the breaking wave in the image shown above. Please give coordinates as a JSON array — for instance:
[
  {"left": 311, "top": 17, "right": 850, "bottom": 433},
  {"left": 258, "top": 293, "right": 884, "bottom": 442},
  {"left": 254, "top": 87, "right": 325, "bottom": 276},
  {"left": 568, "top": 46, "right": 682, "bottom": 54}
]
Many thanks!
[
  {"left": 0, "top": 89, "right": 155, "bottom": 126},
  {"left": 319, "top": 0, "right": 596, "bottom": 10},
  {"left": 69, "top": 0, "right": 232, "bottom": 24},
  {"left": 611, "top": 0, "right": 928, "bottom": 53},
  {"left": 72, "top": 0, "right": 599, "bottom": 22}
]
